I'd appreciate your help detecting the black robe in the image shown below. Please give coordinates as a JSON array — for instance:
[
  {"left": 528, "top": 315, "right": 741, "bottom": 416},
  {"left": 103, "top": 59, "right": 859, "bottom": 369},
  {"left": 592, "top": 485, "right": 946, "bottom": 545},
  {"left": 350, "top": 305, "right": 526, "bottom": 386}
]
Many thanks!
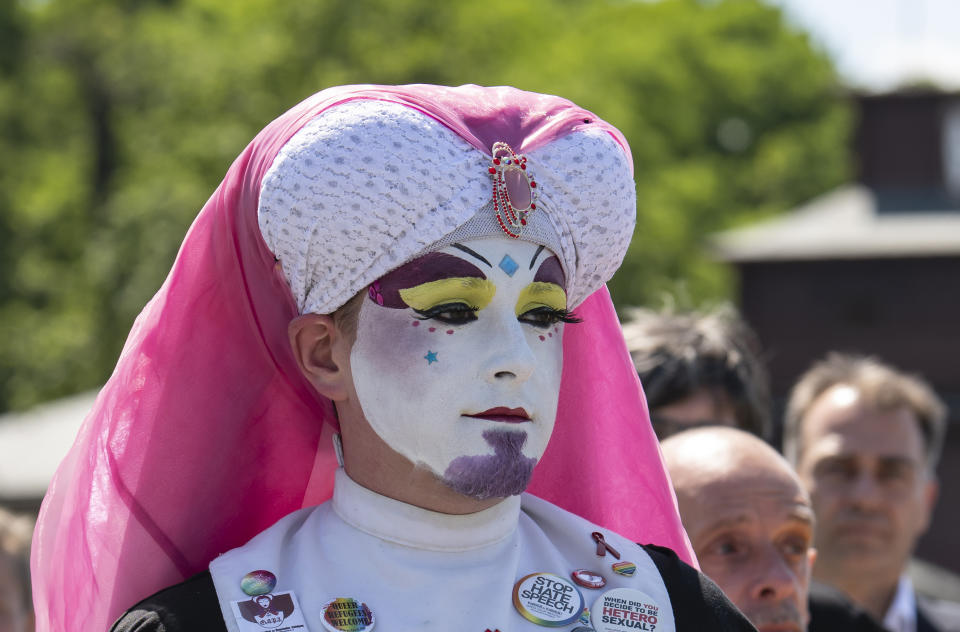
[{"left": 807, "top": 581, "right": 887, "bottom": 632}]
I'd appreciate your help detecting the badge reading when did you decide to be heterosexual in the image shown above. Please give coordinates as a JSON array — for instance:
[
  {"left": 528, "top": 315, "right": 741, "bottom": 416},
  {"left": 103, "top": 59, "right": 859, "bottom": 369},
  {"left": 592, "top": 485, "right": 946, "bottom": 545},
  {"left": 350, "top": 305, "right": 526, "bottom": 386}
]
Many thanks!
[
  {"left": 591, "top": 588, "right": 666, "bottom": 632},
  {"left": 512, "top": 572, "right": 585, "bottom": 627}
]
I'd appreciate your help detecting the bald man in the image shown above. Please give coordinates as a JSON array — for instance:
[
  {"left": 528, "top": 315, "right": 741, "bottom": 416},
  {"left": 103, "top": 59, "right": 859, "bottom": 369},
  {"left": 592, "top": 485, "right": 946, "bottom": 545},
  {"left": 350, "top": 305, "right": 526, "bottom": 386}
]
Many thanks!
[
  {"left": 662, "top": 427, "right": 885, "bottom": 632},
  {"left": 663, "top": 428, "right": 814, "bottom": 631}
]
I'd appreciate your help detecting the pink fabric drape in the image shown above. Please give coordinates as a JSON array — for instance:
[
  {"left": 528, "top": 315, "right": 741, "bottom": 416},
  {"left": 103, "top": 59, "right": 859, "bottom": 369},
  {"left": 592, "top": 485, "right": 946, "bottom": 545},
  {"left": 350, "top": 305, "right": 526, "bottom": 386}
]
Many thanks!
[{"left": 31, "top": 84, "right": 693, "bottom": 632}]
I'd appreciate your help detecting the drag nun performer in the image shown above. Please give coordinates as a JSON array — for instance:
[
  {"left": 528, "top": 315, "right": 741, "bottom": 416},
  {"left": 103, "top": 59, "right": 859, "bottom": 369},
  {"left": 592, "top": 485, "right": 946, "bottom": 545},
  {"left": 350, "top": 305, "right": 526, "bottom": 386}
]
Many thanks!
[{"left": 32, "top": 85, "right": 755, "bottom": 632}]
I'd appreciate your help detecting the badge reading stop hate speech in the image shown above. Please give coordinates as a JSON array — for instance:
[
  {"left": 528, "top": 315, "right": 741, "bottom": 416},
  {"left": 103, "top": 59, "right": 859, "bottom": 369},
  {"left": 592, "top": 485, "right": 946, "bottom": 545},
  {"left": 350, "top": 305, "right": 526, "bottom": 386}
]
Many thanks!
[
  {"left": 512, "top": 572, "right": 585, "bottom": 627},
  {"left": 591, "top": 588, "right": 664, "bottom": 632}
]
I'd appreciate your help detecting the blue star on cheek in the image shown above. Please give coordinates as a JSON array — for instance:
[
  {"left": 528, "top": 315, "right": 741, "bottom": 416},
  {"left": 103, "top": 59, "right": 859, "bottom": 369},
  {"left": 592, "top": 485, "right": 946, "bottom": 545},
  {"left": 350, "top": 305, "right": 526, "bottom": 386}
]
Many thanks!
[{"left": 424, "top": 350, "right": 438, "bottom": 364}]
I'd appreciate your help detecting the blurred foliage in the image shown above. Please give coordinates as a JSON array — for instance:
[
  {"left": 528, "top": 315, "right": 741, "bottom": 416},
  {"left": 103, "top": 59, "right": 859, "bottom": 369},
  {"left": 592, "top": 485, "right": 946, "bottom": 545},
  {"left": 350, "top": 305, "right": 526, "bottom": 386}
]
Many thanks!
[{"left": 0, "top": 0, "right": 851, "bottom": 412}]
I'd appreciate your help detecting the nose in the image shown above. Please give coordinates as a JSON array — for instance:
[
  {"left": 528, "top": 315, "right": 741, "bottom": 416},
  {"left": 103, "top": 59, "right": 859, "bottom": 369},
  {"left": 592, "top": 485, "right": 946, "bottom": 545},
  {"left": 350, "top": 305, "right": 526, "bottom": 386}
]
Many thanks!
[
  {"left": 847, "top": 471, "right": 886, "bottom": 511},
  {"left": 749, "top": 546, "right": 800, "bottom": 603},
  {"left": 481, "top": 314, "right": 536, "bottom": 384}
]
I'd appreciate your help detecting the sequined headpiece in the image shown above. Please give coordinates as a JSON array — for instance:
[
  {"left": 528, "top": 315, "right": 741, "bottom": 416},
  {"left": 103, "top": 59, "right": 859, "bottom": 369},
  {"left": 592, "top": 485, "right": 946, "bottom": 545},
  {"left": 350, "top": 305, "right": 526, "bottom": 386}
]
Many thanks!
[{"left": 258, "top": 96, "right": 636, "bottom": 313}]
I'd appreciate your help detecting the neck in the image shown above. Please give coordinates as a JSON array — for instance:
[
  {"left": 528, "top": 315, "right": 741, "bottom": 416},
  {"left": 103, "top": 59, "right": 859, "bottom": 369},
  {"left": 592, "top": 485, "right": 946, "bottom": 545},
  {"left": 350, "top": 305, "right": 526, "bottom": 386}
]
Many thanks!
[
  {"left": 332, "top": 468, "right": 521, "bottom": 551},
  {"left": 813, "top": 565, "right": 900, "bottom": 621},
  {"left": 338, "top": 404, "right": 504, "bottom": 514},
  {"left": 343, "top": 453, "right": 503, "bottom": 515}
]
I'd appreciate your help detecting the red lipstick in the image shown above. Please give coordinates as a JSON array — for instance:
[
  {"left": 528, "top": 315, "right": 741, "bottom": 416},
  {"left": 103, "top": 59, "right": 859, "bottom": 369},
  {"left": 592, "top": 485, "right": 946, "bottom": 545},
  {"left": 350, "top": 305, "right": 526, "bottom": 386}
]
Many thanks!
[{"left": 464, "top": 407, "right": 531, "bottom": 423}]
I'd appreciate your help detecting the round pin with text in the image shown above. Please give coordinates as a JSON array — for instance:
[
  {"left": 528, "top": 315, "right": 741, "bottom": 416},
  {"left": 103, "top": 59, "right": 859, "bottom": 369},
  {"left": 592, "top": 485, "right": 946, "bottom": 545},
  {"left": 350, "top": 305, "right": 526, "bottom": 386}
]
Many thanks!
[
  {"left": 591, "top": 588, "right": 663, "bottom": 632},
  {"left": 321, "top": 597, "right": 375, "bottom": 632},
  {"left": 512, "top": 572, "right": 585, "bottom": 627}
]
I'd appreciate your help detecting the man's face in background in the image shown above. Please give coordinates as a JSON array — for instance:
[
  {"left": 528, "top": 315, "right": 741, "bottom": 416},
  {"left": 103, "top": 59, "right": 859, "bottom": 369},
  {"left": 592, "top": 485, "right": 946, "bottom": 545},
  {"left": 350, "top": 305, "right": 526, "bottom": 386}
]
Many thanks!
[
  {"left": 795, "top": 385, "right": 936, "bottom": 587},
  {"left": 664, "top": 428, "right": 815, "bottom": 632}
]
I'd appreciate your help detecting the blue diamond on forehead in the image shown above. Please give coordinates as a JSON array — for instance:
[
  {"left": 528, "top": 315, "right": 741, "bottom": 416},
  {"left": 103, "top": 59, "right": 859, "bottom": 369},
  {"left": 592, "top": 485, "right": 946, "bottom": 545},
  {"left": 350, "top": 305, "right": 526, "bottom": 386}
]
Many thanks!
[{"left": 498, "top": 254, "right": 519, "bottom": 277}]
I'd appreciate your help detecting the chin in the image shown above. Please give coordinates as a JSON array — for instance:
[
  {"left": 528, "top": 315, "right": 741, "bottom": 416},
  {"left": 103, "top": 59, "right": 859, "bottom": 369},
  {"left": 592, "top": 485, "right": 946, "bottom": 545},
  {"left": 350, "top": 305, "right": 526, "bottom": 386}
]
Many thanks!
[
  {"left": 441, "top": 454, "right": 537, "bottom": 500},
  {"left": 755, "top": 625, "right": 803, "bottom": 632},
  {"left": 749, "top": 616, "right": 804, "bottom": 632},
  {"left": 746, "top": 602, "right": 805, "bottom": 632},
  {"left": 441, "top": 429, "right": 538, "bottom": 499}
]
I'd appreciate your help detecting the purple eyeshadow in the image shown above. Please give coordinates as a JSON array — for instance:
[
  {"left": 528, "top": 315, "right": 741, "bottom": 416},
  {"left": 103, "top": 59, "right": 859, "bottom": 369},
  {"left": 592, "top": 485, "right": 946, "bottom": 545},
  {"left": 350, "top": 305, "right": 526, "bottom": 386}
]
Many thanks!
[
  {"left": 370, "top": 252, "right": 487, "bottom": 308},
  {"left": 533, "top": 256, "right": 564, "bottom": 289}
]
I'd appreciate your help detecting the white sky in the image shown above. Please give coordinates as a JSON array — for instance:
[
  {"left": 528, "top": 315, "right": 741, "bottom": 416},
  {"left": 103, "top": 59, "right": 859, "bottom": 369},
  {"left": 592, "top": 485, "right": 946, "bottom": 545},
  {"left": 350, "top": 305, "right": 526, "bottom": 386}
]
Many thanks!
[{"left": 767, "top": 0, "right": 960, "bottom": 91}]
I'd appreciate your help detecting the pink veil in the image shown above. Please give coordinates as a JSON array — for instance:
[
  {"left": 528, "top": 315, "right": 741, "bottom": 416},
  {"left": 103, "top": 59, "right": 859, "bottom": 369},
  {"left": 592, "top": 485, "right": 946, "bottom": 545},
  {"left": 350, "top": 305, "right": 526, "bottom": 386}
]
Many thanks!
[{"left": 31, "top": 84, "right": 694, "bottom": 632}]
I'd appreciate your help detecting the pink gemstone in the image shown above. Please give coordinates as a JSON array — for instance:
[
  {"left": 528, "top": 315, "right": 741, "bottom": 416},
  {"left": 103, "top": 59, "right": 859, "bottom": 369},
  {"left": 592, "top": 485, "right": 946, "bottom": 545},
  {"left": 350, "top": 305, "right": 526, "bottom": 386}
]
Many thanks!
[
  {"left": 505, "top": 169, "right": 532, "bottom": 209},
  {"left": 539, "top": 335, "right": 546, "bottom": 341},
  {"left": 429, "top": 327, "right": 436, "bottom": 332},
  {"left": 411, "top": 321, "right": 419, "bottom": 327},
  {"left": 446, "top": 329, "right": 454, "bottom": 335}
]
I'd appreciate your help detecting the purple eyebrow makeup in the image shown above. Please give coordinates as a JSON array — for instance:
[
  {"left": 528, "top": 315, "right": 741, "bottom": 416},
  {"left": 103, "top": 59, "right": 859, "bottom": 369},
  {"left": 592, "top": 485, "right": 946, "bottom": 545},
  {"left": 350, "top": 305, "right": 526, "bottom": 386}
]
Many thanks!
[
  {"left": 370, "top": 252, "right": 487, "bottom": 308},
  {"left": 533, "top": 256, "right": 564, "bottom": 289}
]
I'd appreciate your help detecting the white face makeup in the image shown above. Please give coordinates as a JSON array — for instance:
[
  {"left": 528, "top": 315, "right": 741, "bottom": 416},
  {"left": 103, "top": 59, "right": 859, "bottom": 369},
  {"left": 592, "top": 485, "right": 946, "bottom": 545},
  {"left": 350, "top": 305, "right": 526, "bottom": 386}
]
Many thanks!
[{"left": 349, "top": 236, "right": 570, "bottom": 499}]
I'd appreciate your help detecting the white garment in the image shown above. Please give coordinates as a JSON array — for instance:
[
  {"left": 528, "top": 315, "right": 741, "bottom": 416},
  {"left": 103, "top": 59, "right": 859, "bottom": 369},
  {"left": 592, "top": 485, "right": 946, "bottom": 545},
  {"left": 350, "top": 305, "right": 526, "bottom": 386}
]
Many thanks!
[
  {"left": 883, "top": 574, "right": 917, "bottom": 632},
  {"left": 210, "top": 468, "right": 675, "bottom": 632}
]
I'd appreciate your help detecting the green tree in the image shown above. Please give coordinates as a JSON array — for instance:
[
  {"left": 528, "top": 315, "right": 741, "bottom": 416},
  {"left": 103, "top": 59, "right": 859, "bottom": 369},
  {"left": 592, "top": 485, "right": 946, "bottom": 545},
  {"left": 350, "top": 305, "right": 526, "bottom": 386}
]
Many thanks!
[{"left": 0, "top": 0, "right": 851, "bottom": 412}]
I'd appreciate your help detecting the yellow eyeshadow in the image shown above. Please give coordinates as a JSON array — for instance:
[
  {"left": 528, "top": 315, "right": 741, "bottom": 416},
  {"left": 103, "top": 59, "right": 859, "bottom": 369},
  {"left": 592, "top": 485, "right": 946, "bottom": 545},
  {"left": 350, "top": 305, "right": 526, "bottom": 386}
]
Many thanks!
[
  {"left": 515, "top": 282, "right": 567, "bottom": 316},
  {"left": 398, "top": 278, "right": 496, "bottom": 311}
]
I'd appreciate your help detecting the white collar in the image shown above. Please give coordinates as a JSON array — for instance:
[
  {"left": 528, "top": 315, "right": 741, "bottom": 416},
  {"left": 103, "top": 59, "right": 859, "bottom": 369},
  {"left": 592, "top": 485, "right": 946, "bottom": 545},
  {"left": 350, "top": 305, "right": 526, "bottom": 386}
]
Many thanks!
[
  {"left": 883, "top": 573, "right": 918, "bottom": 632},
  {"left": 331, "top": 468, "right": 522, "bottom": 552}
]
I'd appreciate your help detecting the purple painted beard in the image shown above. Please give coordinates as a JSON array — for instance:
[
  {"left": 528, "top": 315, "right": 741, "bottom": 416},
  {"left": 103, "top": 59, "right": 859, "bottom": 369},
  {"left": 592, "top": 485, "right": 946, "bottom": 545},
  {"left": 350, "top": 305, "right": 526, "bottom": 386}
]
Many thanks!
[{"left": 441, "top": 429, "right": 537, "bottom": 500}]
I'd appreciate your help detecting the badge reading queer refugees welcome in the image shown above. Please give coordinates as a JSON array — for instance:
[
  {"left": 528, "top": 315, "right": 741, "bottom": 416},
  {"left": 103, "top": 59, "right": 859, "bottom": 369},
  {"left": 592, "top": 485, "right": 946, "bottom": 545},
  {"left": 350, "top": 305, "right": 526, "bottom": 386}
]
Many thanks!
[
  {"left": 320, "top": 598, "right": 375, "bottom": 632},
  {"left": 512, "top": 572, "right": 584, "bottom": 627},
  {"left": 230, "top": 591, "right": 309, "bottom": 631},
  {"left": 591, "top": 588, "right": 665, "bottom": 632}
]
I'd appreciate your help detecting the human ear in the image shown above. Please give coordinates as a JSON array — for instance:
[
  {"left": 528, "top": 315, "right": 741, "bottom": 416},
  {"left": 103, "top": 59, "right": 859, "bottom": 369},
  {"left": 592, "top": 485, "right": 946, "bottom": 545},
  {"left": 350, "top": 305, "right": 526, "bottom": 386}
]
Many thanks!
[
  {"left": 917, "top": 476, "right": 939, "bottom": 534},
  {"left": 288, "top": 313, "right": 353, "bottom": 402}
]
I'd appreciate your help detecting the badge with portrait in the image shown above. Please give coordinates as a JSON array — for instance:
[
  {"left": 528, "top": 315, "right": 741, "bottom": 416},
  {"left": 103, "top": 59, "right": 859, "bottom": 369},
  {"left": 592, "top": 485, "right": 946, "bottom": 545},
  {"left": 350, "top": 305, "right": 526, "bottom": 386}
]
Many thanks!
[{"left": 230, "top": 591, "right": 310, "bottom": 631}]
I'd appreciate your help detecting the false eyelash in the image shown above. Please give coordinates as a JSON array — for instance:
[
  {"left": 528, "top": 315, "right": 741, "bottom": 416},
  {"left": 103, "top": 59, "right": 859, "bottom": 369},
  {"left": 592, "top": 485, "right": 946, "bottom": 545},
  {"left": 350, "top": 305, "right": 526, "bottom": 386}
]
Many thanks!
[
  {"left": 412, "top": 302, "right": 480, "bottom": 323},
  {"left": 551, "top": 308, "right": 582, "bottom": 324},
  {"left": 519, "top": 306, "right": 583, "bottom": 328}
]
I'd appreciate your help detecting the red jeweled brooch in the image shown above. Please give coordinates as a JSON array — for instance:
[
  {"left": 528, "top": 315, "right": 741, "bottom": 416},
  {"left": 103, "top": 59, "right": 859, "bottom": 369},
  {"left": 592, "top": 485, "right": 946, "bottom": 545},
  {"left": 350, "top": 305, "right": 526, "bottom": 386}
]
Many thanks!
[{"left": 488, "top": 141, "right": 538, "bottom": 238}]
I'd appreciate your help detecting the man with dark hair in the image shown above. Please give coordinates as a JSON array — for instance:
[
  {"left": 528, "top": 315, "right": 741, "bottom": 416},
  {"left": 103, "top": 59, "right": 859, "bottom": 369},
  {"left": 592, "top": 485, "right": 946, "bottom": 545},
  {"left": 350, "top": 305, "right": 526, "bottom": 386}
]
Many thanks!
[
  {"left": 785, "top": 353, "right": 960, "bottom": 632},
  {"left": 622, "top": 306, "right": 771, "bottom": 440}
]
